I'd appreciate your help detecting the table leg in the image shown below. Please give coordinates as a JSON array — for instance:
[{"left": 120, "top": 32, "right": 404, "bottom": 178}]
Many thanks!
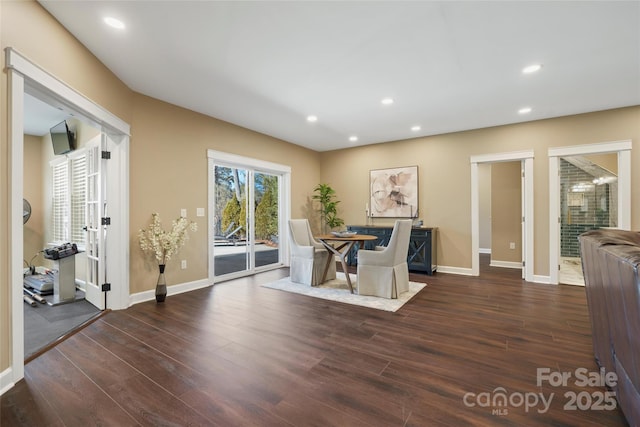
[
  {"left": 319, "top": 241, "right": 356, "bottom": 293},
  {"left": 338, "top": 241, "right": 355, "bottom": 293},
  {"left": 321, "top": 248, "right": 333, "bottom": 284}
]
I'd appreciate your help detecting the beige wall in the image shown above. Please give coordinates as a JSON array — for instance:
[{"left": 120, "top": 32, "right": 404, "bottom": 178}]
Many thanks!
[
  {"left": 320, "top": 106, "right": 640, "bottom": 273},
  {"left": 1, "top": 1, "right": 134, "bottom": 121},
  {"left": 129, "top": 93, "right": 321, "bottom": 294},
  {"left": 23, "top": 135, "right": 45, "bottom": 268},
  {"left": 584, "top": 153, "right": 618, "bottom": 174},
  {"left": 491, "top": 162, "right": 522, "bottom": 264},
  {"left": 478, "top": 163, "right": 491, "bottom": 250}
]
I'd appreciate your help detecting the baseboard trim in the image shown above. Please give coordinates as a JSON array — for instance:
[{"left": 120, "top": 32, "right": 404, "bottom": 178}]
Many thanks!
[
  {"left": 479, "top": 248, "right": 491, "bottom": 254},
  {"left": 436, "top": 265, "right": 474, "bottom": 276},
  {"left": 490, "top": 260, "right": 522, "bottom": 269},
  {"left": 532, "top": 275, "right": 551, "bottom": 284},
  {"left": 129, "top": 278, "right": 212, "bottom": 306},
  {"left": 0, "top": 367, "right": 14, "bottom": 396}
]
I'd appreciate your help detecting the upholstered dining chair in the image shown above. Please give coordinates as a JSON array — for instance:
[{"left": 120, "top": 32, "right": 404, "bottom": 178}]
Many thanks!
[
  {"left": 357, "top": 219, "right": 412, "bottom": 298},
  {"left": 288, "top": 219, "right": 336, "bottom": 286}
]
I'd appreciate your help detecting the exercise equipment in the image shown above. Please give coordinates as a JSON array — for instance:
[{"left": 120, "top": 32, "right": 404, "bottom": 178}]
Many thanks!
[
  {"left": 23, "top": 286, "right": 46, "bottom": 304},
  {"left": 23, "top": 294, "right": 36, "bottom": 307}
]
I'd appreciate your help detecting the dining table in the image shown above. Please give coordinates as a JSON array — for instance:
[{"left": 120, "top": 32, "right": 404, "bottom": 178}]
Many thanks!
[{"left": 315, "top": 233, "right": 378, "bottom": 293}]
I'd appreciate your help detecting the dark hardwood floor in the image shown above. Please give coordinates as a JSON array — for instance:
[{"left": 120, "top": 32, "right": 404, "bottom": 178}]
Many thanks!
[{"left": 1, "top": 256, "right": 629, "bottom": 426}]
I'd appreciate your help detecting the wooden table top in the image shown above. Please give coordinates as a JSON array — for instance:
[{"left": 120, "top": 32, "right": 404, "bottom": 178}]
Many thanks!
[{"left": 315, "top": 234, "right": 378, "bottom": 241}]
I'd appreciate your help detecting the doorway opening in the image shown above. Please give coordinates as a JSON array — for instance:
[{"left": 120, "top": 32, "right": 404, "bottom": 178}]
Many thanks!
[
  {"left": 471, "top": 151, "right": 534, "bottom": 281},
  {"left": 6, "top": 48, "right": 130, "bottom": 385},
  {"left": 478, "top": 161, "right": 523, "bottom": 272},
  {"left": 558, "top": 154, "right": 618, "bottom": 285},
  {"left": 549, "top": 140, "right": 631, "bottom": 285},
  {"left": 22, "top": 109, "right": 106, "bottom": 359}
]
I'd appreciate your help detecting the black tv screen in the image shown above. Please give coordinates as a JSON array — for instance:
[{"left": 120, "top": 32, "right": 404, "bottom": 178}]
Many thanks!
[{"left": 50, "top": 120, "right": 75, "bottom": 155}]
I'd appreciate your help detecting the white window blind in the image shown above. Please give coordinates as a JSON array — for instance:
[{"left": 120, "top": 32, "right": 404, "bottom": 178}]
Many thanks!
[
  {"left": 52, "top": 161, "right": 69, "bottom": 242},
  {"left": 70, "top": 155, "right": 86, "bottom": 244},
  {"left": 51, "top": 151, "right": 87, "bottom": 245}
]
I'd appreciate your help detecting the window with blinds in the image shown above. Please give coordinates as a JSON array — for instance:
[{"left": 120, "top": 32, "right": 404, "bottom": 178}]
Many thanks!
[
  {"left": 70, "top": 156, "right": 86, "bottom": 244},
  {"left": 51, "top": 151, "right": 87, "bottom": 246},
  {"left": 52, "top": 161, "right": 69, "bottom": 242}
]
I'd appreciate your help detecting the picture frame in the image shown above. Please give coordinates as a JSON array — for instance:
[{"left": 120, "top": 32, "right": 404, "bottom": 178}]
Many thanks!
[
  {"left": 369, "top": 166, "right": 418, "bottom": 218},
  {"left": 567, "top": 192, "right": 584, "bottom": 207}
]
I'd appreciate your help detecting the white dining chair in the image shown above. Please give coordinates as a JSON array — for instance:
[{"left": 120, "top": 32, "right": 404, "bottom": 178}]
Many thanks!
[
  {"left": 356, "top": 219, "right": 412, "bottom": 298},
  {"left": 288, "top": 219, "right": 336, "bottom": 286}
]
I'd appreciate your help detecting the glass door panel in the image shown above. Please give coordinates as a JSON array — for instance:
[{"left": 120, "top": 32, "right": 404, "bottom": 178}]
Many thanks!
[
  {"left": 213, "top": 165, "right": 249, "bottom": 277},
  {"left": 254, "top": 172, "right": 280, "bottom": 269}
]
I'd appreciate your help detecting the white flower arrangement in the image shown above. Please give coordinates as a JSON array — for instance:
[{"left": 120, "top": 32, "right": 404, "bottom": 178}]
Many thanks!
[{"left": 138, "top": 213, "right": 197, "bottom": 265}]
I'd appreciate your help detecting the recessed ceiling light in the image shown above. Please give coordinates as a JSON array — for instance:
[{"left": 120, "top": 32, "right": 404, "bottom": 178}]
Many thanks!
[
  {"left": 306, "top": 115, "right": 318, "bottom": 123},
  {"left": 381, "top": 98, "right": 394, "bottom": 105},
  {"left": 522, "top": 64, "right": 542, "bottom": 74},
  {"left": 411, "top": 125, "right": 421, "bottom": 132},
  {"left": 518, "top": 107, "right": 532, "bottom": 114},
  {"left": 104, "top": 17, "right": 125, "bottom": 30},
  {"left": 349, "top": 136, "right": 358, "bottom": 142}
]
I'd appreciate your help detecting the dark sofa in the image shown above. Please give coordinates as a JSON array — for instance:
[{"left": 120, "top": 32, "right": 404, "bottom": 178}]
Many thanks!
[{"left": 579, "top": 229, "right": 640, "bottom": 427}]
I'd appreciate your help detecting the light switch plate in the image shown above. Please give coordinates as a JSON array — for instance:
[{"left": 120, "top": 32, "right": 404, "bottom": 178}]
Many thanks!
[
  {"left": 196, "top": 208, "right": 205, "bottom": 217},
  {"left": 181, "top": 208, "right": 187, "bottom": 217}
]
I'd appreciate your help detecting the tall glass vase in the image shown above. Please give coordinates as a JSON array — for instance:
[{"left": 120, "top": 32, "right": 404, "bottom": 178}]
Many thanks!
[{"left": 156, "top": 264, "right": 167, "bottom": 302}]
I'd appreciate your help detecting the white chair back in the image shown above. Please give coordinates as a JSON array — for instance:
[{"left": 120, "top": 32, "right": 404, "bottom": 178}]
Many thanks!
[
  {"left": 289, "top": 219, "right": 313, "bottom": 246},
  {"left": 390, "top": 220, "right": 412, "bottom": 264},
  {"left": 356, "top": 219, "right": 412, "bottom": 298}
]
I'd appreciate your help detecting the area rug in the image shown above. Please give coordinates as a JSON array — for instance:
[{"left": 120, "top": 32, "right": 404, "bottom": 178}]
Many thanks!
[{"left": 261, "top": 272, "right": 426, "bottom": 312}]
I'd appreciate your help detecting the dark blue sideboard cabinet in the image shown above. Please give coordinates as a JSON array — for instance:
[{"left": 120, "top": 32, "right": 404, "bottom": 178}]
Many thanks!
[{"left": 346, "top": 225, "right": 437, "bottom": 275}]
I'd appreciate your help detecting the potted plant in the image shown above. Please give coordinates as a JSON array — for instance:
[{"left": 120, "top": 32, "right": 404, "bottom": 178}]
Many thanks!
[
  {"left": 138, "top": 213, "right": 197, "bottom": 302},
  {"left": 312, "top": 183, "right": 345, "bottom": 234}
]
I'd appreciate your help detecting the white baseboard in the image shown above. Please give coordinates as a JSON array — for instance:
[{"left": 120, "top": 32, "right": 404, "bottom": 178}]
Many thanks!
[
  {"left": 479, "top": 248, "right": 491, "bottom": 254},
  {"left": 435, "top": 265, "right": 474, "bottom": 276},
  {"left": 490, "top": 260, "right": 522, "bottom": 269},
  {"left": 532, "top": 275, "right": 551, "bottom": 284},
  {"left": 0, "top": 367, "right": 14, "bottom": 396},
  {"left": 129, "top": 278, "right": 211, "bottom": 306}
]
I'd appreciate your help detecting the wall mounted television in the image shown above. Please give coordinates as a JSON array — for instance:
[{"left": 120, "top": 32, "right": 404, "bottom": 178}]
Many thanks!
[{"left": 50, "top": 120, "right": 75, "bottom": 155}]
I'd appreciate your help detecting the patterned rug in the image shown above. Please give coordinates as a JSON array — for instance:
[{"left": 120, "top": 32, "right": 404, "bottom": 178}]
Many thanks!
[{"left": 261, "top": 272, "right": 426, "bottom": 312}]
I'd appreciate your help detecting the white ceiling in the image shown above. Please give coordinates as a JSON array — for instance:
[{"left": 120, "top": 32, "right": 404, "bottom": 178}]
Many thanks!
[
  {"left": 24, "top": 93, "right": 71, "bottom": 136},
  {"left": 31, "top": 1, "right": 639, "bottom": 151}
]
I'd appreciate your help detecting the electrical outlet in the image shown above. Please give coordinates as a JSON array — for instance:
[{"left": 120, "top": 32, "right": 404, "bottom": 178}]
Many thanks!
[
  {"left": 180, "top": 208, "right": 187, "bottom": 217},
  {"left": 509, "top": 242, "right": 516, "bottom": 250},
  {"left": 181, "top": 260, "right": 187, "bottom": 269}
]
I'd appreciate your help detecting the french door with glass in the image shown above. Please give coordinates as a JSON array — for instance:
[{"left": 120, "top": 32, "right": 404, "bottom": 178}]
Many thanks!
[{"left": 83, "top": 135, "right": 107, "bottom": 309}]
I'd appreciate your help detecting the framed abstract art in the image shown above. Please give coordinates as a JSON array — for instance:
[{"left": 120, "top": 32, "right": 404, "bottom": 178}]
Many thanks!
[{"left": 369, "top": 166, "right": 418, "bottom": 218}]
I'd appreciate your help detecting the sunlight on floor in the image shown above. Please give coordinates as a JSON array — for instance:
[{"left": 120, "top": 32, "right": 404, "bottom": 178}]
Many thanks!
[{"left": 559, "top": 257, "right": 584, "bottom": 286}]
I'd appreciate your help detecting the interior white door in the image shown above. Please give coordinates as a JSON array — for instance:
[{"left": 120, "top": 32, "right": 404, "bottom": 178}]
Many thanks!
[{"left": 84, "top": 135, "right": 106, "bottom": 310}]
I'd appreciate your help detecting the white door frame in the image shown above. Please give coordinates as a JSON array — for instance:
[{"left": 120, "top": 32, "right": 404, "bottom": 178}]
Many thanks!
[
  {"left": 471, "top": 151, "right": 534, "bottom": 282},
  {"left": 548, "top": 140, "right": 632, "bottom": 285},
  {"left": 5, "top": 47, "right": 130, "bottom": 388},
  {"left": 207, "top": 149, "right": 291, "bottom": 282}
]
